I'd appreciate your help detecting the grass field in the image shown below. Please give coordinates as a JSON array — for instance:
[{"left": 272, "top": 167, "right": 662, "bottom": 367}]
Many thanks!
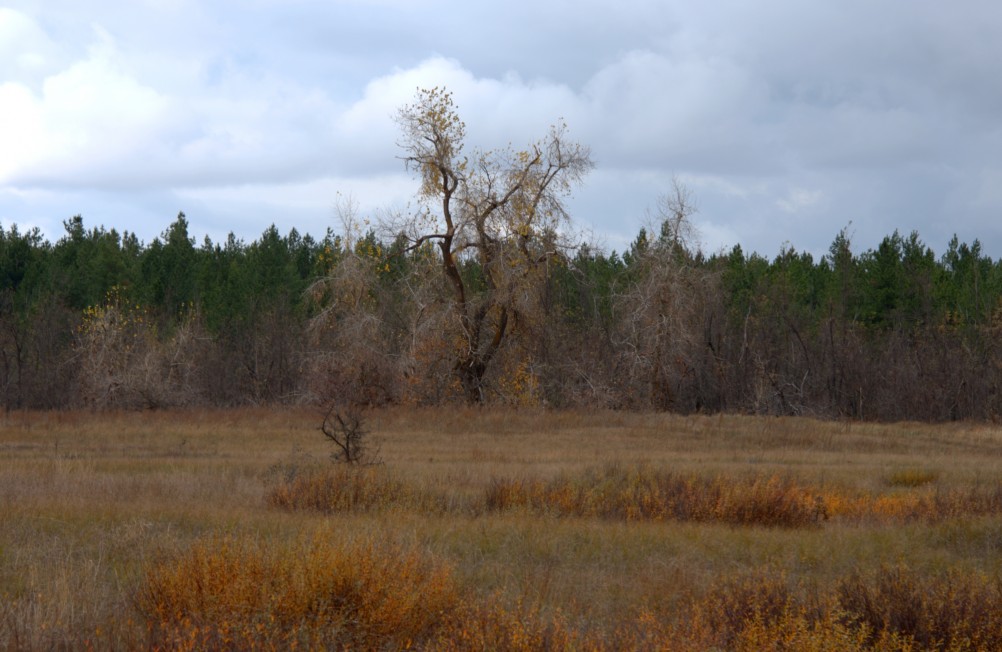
[{"left": 2, "top": 407, "right": 1002, "bottom": 650}]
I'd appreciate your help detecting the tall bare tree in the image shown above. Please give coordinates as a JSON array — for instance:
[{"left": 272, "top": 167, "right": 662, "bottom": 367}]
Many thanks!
[
  {"left": 394, "top": 87, "right": 593, "bottom": 402},
  {"left": 613, "top": 179, "right": 717, "bottom": 410},
  {"left": 306, "top": 197, "right": 400, "bottom": 406}
]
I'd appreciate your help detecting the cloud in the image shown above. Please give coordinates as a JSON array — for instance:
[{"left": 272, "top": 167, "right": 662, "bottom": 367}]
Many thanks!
[
  {"left": 0, "top": 8, "right": 63, "bottom": 82},
  {"left": 581, "top": 49, "right": 766, "bottom": 172},
  {"left": 777, "top": 188, "right": 824, "bottom": 214},
  {"left": 334, "top": 57, "right": 586, "bottom": 173},
  {"left": 0, "top": 22, "right": 172, "bottom": 188},
  {"left": 4, "top": 1, "right": 1002, "bottom": 258}
]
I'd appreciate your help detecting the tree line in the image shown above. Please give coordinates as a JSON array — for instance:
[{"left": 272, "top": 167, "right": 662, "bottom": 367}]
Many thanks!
[
  {"left": 3, "top": 209, "right": 1000, "bottom": 420},
  {"left": 2, "top": 88, "right": 1001, "bottom": 420}
]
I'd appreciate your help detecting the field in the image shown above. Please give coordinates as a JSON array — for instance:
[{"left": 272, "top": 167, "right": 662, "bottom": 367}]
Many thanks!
[{"left": 3, "top": 408, "right": 1002, "bottom": 650}]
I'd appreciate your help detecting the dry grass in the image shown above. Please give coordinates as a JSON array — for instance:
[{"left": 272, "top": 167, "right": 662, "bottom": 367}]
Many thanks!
[{"left": 2, "top": 407, "right": 1002, "bottom": 649}]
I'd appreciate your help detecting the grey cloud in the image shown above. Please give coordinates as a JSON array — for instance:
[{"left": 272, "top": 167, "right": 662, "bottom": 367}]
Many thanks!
[{"left": 4, "top": 1, "right": 1002, "bottom": 257}]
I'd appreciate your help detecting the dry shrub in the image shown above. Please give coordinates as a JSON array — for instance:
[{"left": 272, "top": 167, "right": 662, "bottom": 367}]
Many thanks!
[
  {"left": 932, "top": 487, "right": 1002, "bottom": 520},
  {"left": 822, "top": 485, "right": 1002, "bottom": 523},
  {"left": 677, "top": 571, "right": 819, "bottom": 650},
  {"left": 485, "top": 465, "right": 827, "bottom": 528},
  {"left": 885, "top": 468, "right": 939, "bottom": 488},
  {"left": 75, "top": 290, "right": 204, "bottom": 409},
  {"left": 837, "top": 566, "right": 1002, "bottom": 650},
  {"left": 431, "top": 595, "right": 590, "bottom": 652},
  {"left": 669, "top": 567, "right": 1002, "bottom": 652},
  {"left": 723, "top": 610, "right": 873, "bottom": 652},
  {"left": 269, "top": 462, "right": 1002, "bottom": 527},
  {"left": 137, "top": 531, "right": 459, "bottom": 650},
  {"left": 267, "top": 464, "right": 408, "bottom": 513}
]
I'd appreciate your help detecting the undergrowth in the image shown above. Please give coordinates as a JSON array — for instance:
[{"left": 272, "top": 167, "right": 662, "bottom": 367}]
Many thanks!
[
  {"left": 136, "top": 539, "right": 1002, "bottom": 651},
  {"left": 268, "top": 462, "right": 1002, "bottom": 527}
]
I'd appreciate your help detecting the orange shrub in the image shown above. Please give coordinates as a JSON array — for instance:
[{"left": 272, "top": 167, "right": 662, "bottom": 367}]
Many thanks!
[
  {"left": 485, "top": 465, "right": 827, "bottom": 528},
  {"left": 137, "top": 530, "right": 459, "bottom": 650},
  {"left": 672, "top": 567, "right": 1002, "bottom": 652},
  {"left": 820, "top": 486, "right": 1002, "bottom": 523},
  {"left": 267, "top": 464, "right": 409, "bottom": 514}
]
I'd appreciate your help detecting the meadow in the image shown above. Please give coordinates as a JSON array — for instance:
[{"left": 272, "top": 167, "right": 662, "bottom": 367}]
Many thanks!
[{"left": 2, "top": 407, "right": 1002, "bottom": 650}]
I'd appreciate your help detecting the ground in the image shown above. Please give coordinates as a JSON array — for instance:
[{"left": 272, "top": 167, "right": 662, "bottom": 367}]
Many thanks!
[{"left": 2, "top": 407, "right": 1002, "bottom": 649}]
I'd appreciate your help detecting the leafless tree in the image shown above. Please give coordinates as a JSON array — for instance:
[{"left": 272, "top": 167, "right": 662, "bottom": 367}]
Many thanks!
[
  {"left": 613, "top": 179, "right": 717, "bottom": 410},
  {"left": 306, "top": 197, "right": 399, "bottom": 407},
  {"left": 319, "top": 402, "right": 379, "bottom": 464},
  {"left": 74, "top": 290, "right": 201, "bottom": 409}
]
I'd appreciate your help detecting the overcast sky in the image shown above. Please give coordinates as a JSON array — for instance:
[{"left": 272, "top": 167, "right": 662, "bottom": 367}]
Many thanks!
[{"left": 2, "top": 1, "right": 1001, "bottom": 259}]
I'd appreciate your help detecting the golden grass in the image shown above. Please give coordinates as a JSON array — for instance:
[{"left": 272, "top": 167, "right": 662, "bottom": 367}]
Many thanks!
[{"left": 2, "top": 407, "right": 1002, "bottom": 649}]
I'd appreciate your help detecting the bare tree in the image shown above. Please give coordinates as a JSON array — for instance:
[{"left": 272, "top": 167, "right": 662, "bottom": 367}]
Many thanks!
[
  {"left": 319, "top": 402, "right": 380, "bottom": 464},
  {"left": 75, "top": 287, "right": 201, "bottom": 409},
  {"left": 393, "top": 87, "right": 593, "bottom": 403},
  {"left": 613, "top": 180, "right": 715, "bottom": 410},
  {"left": 306, "top": 196, "right": 399, "bottom": 407}
]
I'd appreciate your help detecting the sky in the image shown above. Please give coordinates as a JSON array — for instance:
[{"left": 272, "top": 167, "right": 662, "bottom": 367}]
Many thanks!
[{"left": 2, "top": 1, "right": 1002, "bottom": 259}]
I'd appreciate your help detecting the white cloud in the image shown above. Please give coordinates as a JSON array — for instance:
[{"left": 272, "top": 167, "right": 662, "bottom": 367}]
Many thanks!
[
  {"left": 334, "top": 56, "right": 586, "bottom": 173},
  {"left": 1, "top": 24, "right": 172, "bottom": 187},
  {"left": 678, "top": 173, "right": 765, "bottom": 201},
  {"left": 0, "top": 8, "right": 61, "bottom": 81},
  {"left": 697, "top": 220, "right": 742, "bottom": 255},
  {"left": 175, "top": 173, "right": 414, "bottom": 217},
  {"left": 0, "top": 83, "right": 47, "bottom": 180}
]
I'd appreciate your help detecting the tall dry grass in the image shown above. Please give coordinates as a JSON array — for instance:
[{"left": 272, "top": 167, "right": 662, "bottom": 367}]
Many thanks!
[{"left": 2, "top": 407, "right": 1002, "bottom": 649}]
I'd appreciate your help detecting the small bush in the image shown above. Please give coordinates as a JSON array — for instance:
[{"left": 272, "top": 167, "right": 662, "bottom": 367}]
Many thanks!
[
  {"left": 320, "top": 405, "right": 380, "bottom": 465},
  {"left": 267, "top": 464, "right": 407, "bottom": 513},
  {"left": 837, "top": 565, "right": 1002, "bottom": 650},
  {"left": 137, "top": 530, "right": 459, "bottom": 650},
  {"left": 822, "top": 485, "right": 1002, "bottom": 523},
  {"left": 885, "top": 468, "right": 939, "bottom": 488},
  {"left": 679, "top": 572, "right": 807, "bottom": 649}
]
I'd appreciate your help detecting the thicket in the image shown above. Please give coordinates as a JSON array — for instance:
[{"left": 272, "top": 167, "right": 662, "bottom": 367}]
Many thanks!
[{"left": 2, "top": 209, "right": 1002, "bottom": 420}]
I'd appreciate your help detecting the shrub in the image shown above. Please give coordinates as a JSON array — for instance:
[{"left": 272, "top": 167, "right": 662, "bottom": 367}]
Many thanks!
[
  {"left": 836, "top": 566, "right": 1002, "bottom": 650},
  {"left": 137, "top": 530, "right": 459, "bottom": 650},
  {"left": 674, "top": 567, "right": 1002, "bottom": 651},
  {"left": 484, "top": 465, "right": 827, "bottom": 528},
  {"left": 822, "top": 485, "right": 1002, "bottom": 523},
  {"left": 885, "top": 468, "right": 939, "bottom": 488},
  {"left": 267, "top": 464, "right": 408, "bottom": 513},
  {"left": 319, "top": 404, "right": 380, "bottom": 465}
]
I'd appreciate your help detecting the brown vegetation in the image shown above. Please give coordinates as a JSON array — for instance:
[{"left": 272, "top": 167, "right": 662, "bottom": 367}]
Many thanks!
[{"left": 2, "top": 408, "right": 1002, "bottom": 649}]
